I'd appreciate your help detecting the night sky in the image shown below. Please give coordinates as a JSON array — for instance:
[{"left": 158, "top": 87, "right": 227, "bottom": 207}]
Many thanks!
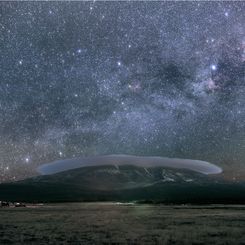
[{"left": 0, "top": 1, "right": 244, "bottom": 182}]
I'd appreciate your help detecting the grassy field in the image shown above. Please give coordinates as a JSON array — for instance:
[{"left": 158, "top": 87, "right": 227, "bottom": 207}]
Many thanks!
[{"left": 1, "top": 203, "right": 245, "bottom": 244}]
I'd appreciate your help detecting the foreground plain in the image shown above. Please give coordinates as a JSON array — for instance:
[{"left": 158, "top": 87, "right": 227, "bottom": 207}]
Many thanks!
[{"left": 1, "top": 203, "right": 245, "bottom": 244}]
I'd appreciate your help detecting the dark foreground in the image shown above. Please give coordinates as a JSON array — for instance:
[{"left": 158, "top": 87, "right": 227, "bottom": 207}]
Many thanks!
[{"left": 1, "top": 203, "right": 245, "bottom": 245}]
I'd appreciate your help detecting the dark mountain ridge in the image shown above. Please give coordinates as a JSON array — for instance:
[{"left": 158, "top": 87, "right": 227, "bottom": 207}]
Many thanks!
[{"left": 0, "top": 164, "right": 245, "bottom": 204}]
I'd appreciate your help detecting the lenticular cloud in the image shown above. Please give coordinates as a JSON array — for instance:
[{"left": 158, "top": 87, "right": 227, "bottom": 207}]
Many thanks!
[{"left": 37, "top": 154, "right": 222, "bottom": 175}]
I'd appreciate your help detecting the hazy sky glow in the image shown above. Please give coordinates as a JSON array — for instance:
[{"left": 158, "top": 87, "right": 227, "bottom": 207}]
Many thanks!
[{"left": 0, "top": 1, "right": 244, "bottom": 182}]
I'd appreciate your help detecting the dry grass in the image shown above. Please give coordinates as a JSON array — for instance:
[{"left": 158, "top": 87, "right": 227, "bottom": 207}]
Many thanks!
[{"left": 1, "top": 203, "right": 245, "bottom": 244}]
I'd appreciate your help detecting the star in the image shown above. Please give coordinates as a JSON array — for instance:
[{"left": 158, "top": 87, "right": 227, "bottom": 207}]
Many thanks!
[{"left": 211, "top": 64, "right": 217, "bottom": 71}]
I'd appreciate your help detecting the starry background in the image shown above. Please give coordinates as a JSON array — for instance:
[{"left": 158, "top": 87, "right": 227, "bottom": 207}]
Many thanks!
[{"left": 0, "top": 1, "right": 244, "bottom": 182}]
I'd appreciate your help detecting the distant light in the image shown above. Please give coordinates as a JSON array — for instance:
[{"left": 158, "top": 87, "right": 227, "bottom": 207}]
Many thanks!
[
  {"left": 225, "top": 12, "right": 229, "bottom": 17},
  {"left": 25, "top": 157, "right": 30, "bottom": 163},
  {"left": 128, "top": 44, "right": 132, "bottom": 48},
  {"left": 77, "top": 49, "right": 82, "bottom": 53},
  {"left": 59, "top": 151, "right": 63, "bottom": 156},
  {"left": 74, "top": 93, "right": 78, "bottom": 97},
  {"left": 19, "top": 60, "right": 23, "bottom": 65},
  {"left": 211, "top": 64, "right": 217, "bottom": 71},
  {"left": 117, "top": 61, "right": 121, "bottom": 66}
]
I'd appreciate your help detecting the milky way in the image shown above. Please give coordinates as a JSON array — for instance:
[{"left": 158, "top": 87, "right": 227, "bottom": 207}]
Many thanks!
[{"left": 0, "top": 1, "right": 244, "bottom": 182}]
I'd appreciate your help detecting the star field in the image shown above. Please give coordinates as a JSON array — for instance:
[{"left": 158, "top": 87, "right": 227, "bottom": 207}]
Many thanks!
[{"left": 0, "top": 1, "right": 244, "bottom": 182}]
